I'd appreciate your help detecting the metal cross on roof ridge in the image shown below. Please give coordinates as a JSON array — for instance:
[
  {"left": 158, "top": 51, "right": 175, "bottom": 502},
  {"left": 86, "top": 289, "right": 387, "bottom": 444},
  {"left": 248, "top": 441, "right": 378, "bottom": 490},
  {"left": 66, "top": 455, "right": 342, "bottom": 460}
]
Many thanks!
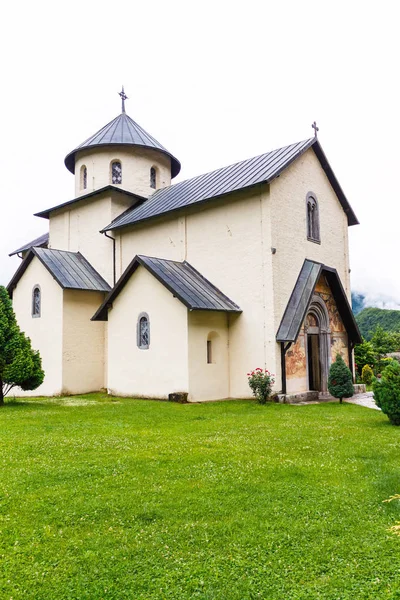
[
  {"left": 312, "top": 121, "right": 319, "bottom": 137},
  {"left": 119, "top": 86, "right": 128, "bottom": 113}
]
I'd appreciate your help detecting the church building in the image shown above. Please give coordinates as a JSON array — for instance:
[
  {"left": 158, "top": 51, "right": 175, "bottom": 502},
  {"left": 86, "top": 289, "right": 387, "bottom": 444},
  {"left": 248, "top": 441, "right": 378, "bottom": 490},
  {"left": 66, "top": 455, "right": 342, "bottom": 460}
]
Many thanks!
[{"left": 7, "top": 90, "right": 361, "bottom": 401}]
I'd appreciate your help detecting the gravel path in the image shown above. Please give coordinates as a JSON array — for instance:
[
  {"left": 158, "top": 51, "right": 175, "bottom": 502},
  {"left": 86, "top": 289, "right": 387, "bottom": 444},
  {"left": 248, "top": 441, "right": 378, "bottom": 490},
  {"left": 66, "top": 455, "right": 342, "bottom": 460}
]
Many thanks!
[
  {"left": 344, "top": 392, "right": 380, "bottom": 410},
  {"left": 294, "top": 391, "right": 380, "bottom": 409}
]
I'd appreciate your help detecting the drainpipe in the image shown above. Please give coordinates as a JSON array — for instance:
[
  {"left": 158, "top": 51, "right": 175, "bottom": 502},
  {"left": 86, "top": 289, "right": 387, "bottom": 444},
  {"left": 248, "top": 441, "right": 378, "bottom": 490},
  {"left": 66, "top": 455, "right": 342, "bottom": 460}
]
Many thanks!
[
  {"left": 348, "top": 341, "right": 355, "bottom": 382},
  {"left": 102, "top": 231, "right": 116, "bottom": 286},
  {"left": 281, "top": 342, "right": 292, "bottom": 395}
]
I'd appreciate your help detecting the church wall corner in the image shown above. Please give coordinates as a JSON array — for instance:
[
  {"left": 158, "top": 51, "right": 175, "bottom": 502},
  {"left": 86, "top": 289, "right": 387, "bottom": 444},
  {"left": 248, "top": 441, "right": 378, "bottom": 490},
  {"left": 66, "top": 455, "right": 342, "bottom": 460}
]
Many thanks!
[
  {"left": 11, "top": 258, "right": 64, "bottom": 396},
  {"left": 62, "top": 290, "right": 107, "bottom": 394}
]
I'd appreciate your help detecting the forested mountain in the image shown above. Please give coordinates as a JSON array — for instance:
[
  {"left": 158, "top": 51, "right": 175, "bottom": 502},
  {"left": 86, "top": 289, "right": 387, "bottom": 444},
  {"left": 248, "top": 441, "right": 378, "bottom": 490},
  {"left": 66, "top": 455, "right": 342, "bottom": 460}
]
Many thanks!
[{"left": 355, "top": 307, "right": 400, "bottom": 340}]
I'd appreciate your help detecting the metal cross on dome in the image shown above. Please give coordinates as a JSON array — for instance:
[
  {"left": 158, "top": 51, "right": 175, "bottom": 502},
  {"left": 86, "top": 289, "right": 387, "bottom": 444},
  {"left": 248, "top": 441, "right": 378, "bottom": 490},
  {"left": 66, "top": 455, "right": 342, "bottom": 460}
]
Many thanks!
[
  {"left": 312, "top": 121, "right": 319, "bottom": 137},
  {"left": 119, "top": 86, "right": 128, "bottom": 113}
]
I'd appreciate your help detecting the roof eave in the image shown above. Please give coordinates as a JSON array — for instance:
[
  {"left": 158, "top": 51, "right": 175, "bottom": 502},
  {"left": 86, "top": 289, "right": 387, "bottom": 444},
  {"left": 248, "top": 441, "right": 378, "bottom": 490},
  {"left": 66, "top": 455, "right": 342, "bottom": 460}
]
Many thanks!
[
  {"left": 7, "top": 250, "right": 36, "bottom": 298},
  {"left": 311, "top": 139, "right": 359, "bottom": 226},
  {"left": 101, "top": 181, "right": 272, "bottom": 233},
  {"left": 9, "top": 233, "right": 49, "bottom": 256},
  {"left": 65, "top": 144, "right": 181, "bottom": 179},
  {"left": 35, "top": 186, "right": 147, "bottom": 219}
]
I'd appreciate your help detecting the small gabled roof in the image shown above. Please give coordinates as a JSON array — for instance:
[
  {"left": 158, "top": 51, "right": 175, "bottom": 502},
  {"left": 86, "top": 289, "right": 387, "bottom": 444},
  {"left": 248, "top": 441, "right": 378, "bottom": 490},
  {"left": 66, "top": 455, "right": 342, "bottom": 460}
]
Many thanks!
[
  {"left": 9, "top": 232, "right": 49, "bottom": 256},
  {"left": 102, "top": 137, "right": 358, "bottom": 233},
  {"left": 64, "top": 112, "right": 181, "bottom": 178},
  {"left": 35, "top": 185, "right": 146, "bottom": 220},
  {"left": 7, "top": 247, "right": 111, "bottom": 297},
  {"left": 92, "top": 255, "right": 242, "bottom": 321},
  {"left": 276, "top": 259, "right": 361, "bottom": 345}
]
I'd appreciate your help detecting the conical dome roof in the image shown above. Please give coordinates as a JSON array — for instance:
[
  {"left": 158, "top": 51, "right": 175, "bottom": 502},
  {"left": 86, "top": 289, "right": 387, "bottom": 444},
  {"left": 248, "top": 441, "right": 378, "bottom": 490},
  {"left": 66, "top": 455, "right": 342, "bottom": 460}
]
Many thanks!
[{"left": 64, "top": 112, "right": 181, "bottom": 178}]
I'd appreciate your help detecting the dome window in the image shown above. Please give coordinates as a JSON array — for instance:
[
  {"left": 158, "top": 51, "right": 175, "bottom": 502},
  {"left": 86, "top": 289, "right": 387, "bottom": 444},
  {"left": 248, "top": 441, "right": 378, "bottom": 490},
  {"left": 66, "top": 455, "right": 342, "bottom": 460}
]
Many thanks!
[
  {"left": 80, "top": 165, "right": 87, "bottom": 190},
  {"left": 150, "top": 167, "right": 157, "bottom": 189},
  {"left": 111, "top": 161, "right": 122, "bottom": 185}
]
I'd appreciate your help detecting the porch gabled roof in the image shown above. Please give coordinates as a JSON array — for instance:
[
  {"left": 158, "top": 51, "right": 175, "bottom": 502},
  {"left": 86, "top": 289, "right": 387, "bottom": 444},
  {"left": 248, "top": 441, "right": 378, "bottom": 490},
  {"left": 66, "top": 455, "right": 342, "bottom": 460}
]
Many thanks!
[
  {"left": 7, "top": 248, "right": 111, "bottom": 297},
  {"left": 92, "top": 255, "right": 242, "bottom": 321},
  {"left": 276, "top": 259, "right": 361, "bottom": 345}
]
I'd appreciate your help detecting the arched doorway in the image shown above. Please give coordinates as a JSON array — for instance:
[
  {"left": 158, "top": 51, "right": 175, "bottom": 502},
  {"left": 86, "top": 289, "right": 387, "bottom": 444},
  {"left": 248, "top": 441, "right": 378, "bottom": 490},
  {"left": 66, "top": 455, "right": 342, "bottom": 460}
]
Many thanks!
[{"left": 305, "top": 296, "right": 331, "bottom": 392}]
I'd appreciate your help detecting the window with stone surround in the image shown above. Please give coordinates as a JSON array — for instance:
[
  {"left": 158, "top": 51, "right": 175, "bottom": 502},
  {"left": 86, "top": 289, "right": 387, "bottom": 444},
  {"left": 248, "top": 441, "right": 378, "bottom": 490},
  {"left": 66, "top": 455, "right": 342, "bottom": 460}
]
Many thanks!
[
  {"left": 150, "top": 167, "right": 157, "bottom": 189},
  {"left": 80, "top": 165, "right": 87, "bottom": 190},
  {"left": 137, "top": 312, "right": 150, "bottom": 349},
  {"left": 111, "top": 161, "right": 122, "bottom": 185},
  {"left": 32, "top": 285, "right": 41, "bottom": 318},
  {"left": 306, "top": 192, "right": 320, "bottom": 243}
]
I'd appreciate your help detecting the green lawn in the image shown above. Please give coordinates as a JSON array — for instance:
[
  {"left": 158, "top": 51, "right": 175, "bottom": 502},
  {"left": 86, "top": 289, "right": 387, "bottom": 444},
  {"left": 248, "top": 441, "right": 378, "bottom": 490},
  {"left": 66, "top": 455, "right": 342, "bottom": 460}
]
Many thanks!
[{"left": 1, "top": 396, "right": 400, "bottom": 599}]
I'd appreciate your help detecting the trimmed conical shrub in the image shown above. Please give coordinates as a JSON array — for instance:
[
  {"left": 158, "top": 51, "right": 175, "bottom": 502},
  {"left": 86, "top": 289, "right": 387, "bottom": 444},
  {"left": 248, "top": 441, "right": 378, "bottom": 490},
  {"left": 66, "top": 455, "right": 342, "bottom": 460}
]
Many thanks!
[{"left": 328, "top": 354, "right": 354, "bottom": 403}]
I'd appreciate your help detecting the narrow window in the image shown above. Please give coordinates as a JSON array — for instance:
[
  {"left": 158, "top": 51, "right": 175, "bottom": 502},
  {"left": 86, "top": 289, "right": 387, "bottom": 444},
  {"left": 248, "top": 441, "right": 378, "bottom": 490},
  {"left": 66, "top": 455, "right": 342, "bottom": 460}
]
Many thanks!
[
  {"left": 137, "top": 312, "right": 150, "bottom": 349},
  {"left": 306, "top": 193, "right": 320, "bottom": 243},
  {"left": 150, "top": 167, "right": 156, "bottom": 189},
  {"left": 112, "top": 161, "right": 122, "bottom": 184},
  {"left": 32, "top": 286, "right": 41, "bottom": 318},
  {"left": 80, "top": 165, "right": 87, "bottom": 190},
  {"left": 207, "top": 340, "right": 212, "bottom": 364}
]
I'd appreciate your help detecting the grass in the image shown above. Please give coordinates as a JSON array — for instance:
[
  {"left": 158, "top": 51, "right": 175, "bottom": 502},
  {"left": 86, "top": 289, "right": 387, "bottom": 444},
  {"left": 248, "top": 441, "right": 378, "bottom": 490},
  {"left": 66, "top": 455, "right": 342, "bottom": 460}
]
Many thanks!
[{"left": 1, "top": 395, "right": 400, "bottom": 599}]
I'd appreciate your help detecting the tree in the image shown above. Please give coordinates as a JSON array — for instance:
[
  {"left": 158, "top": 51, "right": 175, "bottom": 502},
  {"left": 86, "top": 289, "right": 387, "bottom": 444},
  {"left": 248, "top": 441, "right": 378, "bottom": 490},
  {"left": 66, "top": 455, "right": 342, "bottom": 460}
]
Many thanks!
[
  {"left": 0, "top": 286, "right": 44, "bottom": 405},
  {"left": 328, "top": 354, "right": 354, "bottom": 403},
  {"left": 371, "top": 325, "right": 398, "bottom": 355},
  {"left": 373, "top": 361, "right": 400, "bottom": 425},
  {"left": 354, "top": 337, "right": 375, "bottom": 377}
]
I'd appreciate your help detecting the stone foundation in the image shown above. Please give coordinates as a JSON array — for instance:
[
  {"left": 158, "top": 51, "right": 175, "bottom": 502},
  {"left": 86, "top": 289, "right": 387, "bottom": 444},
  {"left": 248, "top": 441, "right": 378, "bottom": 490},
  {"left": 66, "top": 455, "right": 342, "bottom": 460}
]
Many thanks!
[
  {"left": 278, "top": 383, "right": 366, "bottom": 405},
  {"left": 277, "top": 391, "right": 319, "bottom": 404}
]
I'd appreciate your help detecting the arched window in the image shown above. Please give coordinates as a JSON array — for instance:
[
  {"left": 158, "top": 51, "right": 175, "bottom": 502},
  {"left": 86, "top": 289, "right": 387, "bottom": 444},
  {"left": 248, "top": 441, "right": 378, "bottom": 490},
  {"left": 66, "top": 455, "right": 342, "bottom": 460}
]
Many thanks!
[
  {"left": 111, "top": 161, "right": 122, "bottom": 185},
  {"left": 32, "top": 285, "right": 41, "bottom": 318},
  {"left": 207, "top": 340, "right": 212, "bottom": 364},
  {"left": 150, "top": 167, "right": 157, "bottom": 189},
  {"left": 306, "top": 192, "right": 320, "bottom": 243},
  {"left": 80, "top": 165, "right": 87, "bottom": 190},
  {"left": 137, "top": 312, "right": 150, "bottom": 349},
  {"left": 206, "top": 331, "right": 219, "bottom": 364}
]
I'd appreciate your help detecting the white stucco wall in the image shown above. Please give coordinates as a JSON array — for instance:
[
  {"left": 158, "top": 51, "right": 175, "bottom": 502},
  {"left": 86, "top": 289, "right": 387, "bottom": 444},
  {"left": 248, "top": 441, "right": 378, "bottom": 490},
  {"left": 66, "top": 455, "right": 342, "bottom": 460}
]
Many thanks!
[
  {"left": 48, "top": 191, "right": 135, "bottom": 285},
  {"left": 117, "top": 187, "right": 274, "bottom": 399},
  {"left": 11, "top": 258, "right": 63, "bottom": 396},
  {"left": 188, "top": 311, "right": 230, "bottom": 401},
  {"left": 107, "top": 266, "right": 189, "bottom": 398},
  {"left": 270, "top": 147, "right": 352, "bottom": 390},
  {"left": 74, "top": 146, "right": 172, "bottom": 198},
  {"left": 62, "top": 290, "right": 106, "bottom": 394}
]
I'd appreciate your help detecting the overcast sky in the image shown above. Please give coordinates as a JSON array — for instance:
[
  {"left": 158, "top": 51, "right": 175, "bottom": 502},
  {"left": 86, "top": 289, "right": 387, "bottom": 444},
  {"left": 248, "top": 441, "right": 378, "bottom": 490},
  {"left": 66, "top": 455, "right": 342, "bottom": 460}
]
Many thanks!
[{"left": 1, "top": 0, "right": 399, "bottom": 307}]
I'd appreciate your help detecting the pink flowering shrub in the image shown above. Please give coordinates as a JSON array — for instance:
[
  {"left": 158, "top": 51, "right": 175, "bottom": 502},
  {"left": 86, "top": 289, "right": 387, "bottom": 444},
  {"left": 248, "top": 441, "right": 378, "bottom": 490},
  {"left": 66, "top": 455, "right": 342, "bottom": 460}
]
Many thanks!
[{"left": 247, "top": 368, "right": 275, "bottom": 404}]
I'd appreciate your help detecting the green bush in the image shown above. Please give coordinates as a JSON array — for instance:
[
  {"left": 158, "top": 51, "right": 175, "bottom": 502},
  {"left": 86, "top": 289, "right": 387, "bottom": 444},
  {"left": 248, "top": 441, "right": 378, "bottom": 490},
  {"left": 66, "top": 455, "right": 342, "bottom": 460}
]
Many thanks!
[
  {"left": 361, "top": 364, "right": 374, "bottom": 385},
  {"left": 0, "top": 286, "right": 44, "bottom": 404},
  {"left": 328, "top": 354, "right": 354, "bottom": 403},
  {"left": 373, "top": 361, "right": 400, "bottom": 425}
]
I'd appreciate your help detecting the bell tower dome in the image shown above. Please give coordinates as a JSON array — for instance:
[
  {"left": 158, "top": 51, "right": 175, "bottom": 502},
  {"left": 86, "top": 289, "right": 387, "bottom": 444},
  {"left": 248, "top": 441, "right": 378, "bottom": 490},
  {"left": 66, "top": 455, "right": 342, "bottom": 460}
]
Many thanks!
[{"left": 64, "top": 88, "right": 181, "bottom": 198}]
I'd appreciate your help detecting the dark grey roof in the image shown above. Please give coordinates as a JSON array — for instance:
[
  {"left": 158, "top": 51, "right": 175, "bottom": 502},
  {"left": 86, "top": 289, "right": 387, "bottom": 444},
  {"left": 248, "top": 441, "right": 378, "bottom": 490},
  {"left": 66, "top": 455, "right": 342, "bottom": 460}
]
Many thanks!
[
  {"left": 7, "top": 248, "right": 111, "bottom": 297},
  {"left": 92, "top": 255, "right": 241, "bottom": 321},
  {"left": 9, "top": 232, "right": 49, "bottom": 256},
  {"left": 102, "top": 137, "right": 358, "bottom": 232},
  {"left": 64, "top": 112, "right": 181, "bottom": 178},
  {"left": 276, "top": 259, "right": 361, "bottom": 345},
  {"left": 35, "top": 185, "right": 145, "bottom": 220}
]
